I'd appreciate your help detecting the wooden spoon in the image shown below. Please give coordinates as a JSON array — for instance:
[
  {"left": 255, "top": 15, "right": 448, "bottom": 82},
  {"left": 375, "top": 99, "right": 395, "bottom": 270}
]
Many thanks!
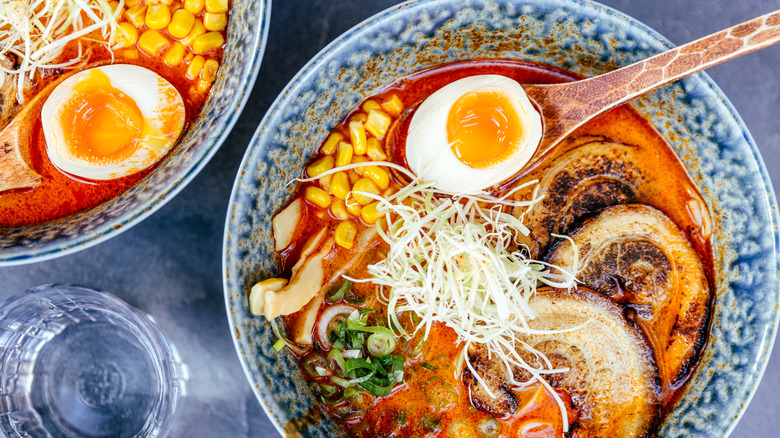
[
  {"left": 0, "top": 88, "right": 45, "bottom": 193},
  {"left": 523, "top": 9, "right": 780, "bottom": 167}
]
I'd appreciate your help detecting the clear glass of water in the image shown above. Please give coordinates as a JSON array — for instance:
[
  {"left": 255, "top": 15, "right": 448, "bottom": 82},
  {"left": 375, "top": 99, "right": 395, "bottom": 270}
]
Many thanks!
[{"left": 0, "top": 284, "right": 186, "bottom": 438}]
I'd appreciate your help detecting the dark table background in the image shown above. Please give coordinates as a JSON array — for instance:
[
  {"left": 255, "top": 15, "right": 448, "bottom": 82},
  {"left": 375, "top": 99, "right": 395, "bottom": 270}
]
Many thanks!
[{"left": 2, "top": 0, "right": 779, "bottom": 436}]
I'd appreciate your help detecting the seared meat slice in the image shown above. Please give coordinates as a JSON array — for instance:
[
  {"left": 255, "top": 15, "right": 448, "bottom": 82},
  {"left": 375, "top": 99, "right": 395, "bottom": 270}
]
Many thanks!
[
  {"left": 463, "top": 345, "right": 518, "bottom": 417},
  {"left": 465, "top": 287, "right": 661, "bottom": 437},
  {"left": 547, "top": 204, "right": 711, "bottom": 388},
  {"left": 0, "top": 55, "right": 21, "bottom": 129},
  {"left": 511, "top": 137, "right": 646, "bottom": 257}
]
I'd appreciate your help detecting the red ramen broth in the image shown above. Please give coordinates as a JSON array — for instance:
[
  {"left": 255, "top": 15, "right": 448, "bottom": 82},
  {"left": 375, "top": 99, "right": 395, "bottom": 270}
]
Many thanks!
[{"left": 280, "top": 59, "right": 713, "bottom": 437}]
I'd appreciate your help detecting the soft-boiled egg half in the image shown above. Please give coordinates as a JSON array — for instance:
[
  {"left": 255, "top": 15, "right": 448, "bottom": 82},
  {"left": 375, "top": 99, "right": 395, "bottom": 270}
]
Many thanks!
[
  {"left": 405, "top": 74, "right": 542, "bottom": 193},
  {"left": 41, "top": 64, "right": 185, "bottom": 180}
]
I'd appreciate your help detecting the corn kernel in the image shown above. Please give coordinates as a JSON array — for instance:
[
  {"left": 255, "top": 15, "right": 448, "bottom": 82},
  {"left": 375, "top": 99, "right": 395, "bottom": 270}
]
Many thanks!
[
  {"left": 168, "top": 9, "right": 195, "bottom": 39},
  {"left": 203, "top": 12, "right": 227, "bottom": 31},
  {"left": 122, "top": 48, "right": 139, "bottom": 60},
  {"left": 381, "top": 94, "right": 403, "bottom": 117},
  {"left": 321, "top": 132, "right": 343, "bottom": 155},
  {"left": 351, "top": 156, "right": 369, "bottom": 175},
  {"left": 362, "top": 99, "right": 381, "bottom": 113},
  {"left": 382, "top": 186, "right": 396, "bottom": 198},
  {"left": 138, "top": 30, "right": 170, "bottom": 56},
  {"left": 148, "top": 0, "right": 174, "bottom": 5},
  {"left": 351, "top": 178, "right": 380, "bottom": 205},
  {"left": 347, "top": 170, "right": 360, "bottom": 185},
  {"left": 361, "top": 202, "right": 384, "bottom": 225},
  {"left": 330, "top": 172, "right": 350, "bottom": 201},
  {"left": 365, "top": 109, "right": 392, "bottom": 139},
  {"left": 182, "top": 20, "right": 206, "bottom": 47},
  {"left": 114, "top": 22, "right": 139, "bottom": 49},
  {"left": 163, "top": 41, "right": 186, "bottom": 66},
  {"left": 330, "top": 200, "right": 349, "bottom": 220},
  {"left": 350, "top": 112, "right": 367, "bottom": 123},
  {"left": 335, "top": 141, "right": 353, "bottom": 168},
  {"left": 305, "top": 186, "right": 331, "bottom": 209},
  {"left": 145, "top": 5, "right": 172, "bottom": 30},
  {"left": 349, "top": 120, "right": 367, "bottom": 155},
  {"left": 205, "top": 0, "right": 228, "bottom": 13},
  {"left": 124, "top": 0, "right": 140, "bottom": 7},
  {"left": 363, "top": 166, "right": 389, "bottom": 190},
  {"left": 318, "top": 174, "right": 332, "bottom": 191},
  {"left": 306, "top": 155, "right": 334, "bottom": 178},
  {"left": 366, "top": 138, "right": 387, "bottom": 161},
  {"left": 125, "top": 5, "right": 147, "bottom": 27},
  {"left": 195, "top": 78, "right": 212, "bottom": 93},
  {"left": 109, "top": 1, "right": 121, "bottom": 14},
  {"left": 346, "top": 198, "right": 362, "bottom": 217},
  {"left": 334, "top": 221, "right": 358, "bottom": 250},
  {"left": 184, "top": 0, "right": 205, "bottom": 14},
  {"left": 202, "top": 59, "right": 219, "bottom": 82},
  {"left": 192, "top": 31, "right": 225, "bottom": 54},
  {"left": 186, "top": 55, "right": 206, "bottom": 80}
]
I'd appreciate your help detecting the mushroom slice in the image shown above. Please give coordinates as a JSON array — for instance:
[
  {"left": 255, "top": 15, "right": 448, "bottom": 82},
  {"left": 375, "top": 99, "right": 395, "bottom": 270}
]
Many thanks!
[
  {"left": 512, "top": 137, "right": 646, "bottom": 257},
  {"left": 272, "top": 198, "right": 304, "bottom": 251},
  {"left": 547, "top": 204, "right": 711, "bottom": 387},
  {"left": 466, "top": 287, "right": 660, "bottom": 437}
]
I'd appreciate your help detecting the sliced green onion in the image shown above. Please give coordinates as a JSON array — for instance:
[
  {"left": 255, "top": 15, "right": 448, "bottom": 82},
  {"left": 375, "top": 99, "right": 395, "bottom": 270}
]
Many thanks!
[
  {"left": 424, "top": 376, "right": 457, "bottom": 408},
  {"left": 331, "top": 376, "right": 353, "bottom": 388},
  {"left": 360, "top": 380, "right": 393, "bottom": 397},
  {"left": 476, "top": 418, "right": 501, "bottom": 438},
  {"left": 345, "top": 292, "right": 366, "bottom": 305},
  {"left": 315, "top": 366, "right": 332, "bottom": 377},
  {"left": 327, "top": 349, "right": 347, "bottom": 375},
  {"left": 421, "top": 413, "right": 441, "bottom": 432},
  {"left": 420, "top": 362, "right": 436, "bottom": 371},
  {"left": 328, "top": 280, "right": 352, "bottom": 303},
  {"left": 367, "top": 331, "right": 396, "bottom": 358},
  {"left": 303, "top": 354, "right": 328, "bottom": 377},
  {"left": 272, "top": 338, "right": 286, "bottom": 351}
]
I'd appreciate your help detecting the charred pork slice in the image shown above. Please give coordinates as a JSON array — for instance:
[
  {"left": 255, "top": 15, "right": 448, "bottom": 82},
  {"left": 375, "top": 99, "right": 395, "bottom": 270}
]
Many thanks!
[
  {"left": 511, "top": 137, "right": 646, "bottom": 257},
  {"left": 466, "top": 287, "right": 660, "bottom": 437},
  {"left": 547, "top": 204, "right": 711, "bottom": 388}
]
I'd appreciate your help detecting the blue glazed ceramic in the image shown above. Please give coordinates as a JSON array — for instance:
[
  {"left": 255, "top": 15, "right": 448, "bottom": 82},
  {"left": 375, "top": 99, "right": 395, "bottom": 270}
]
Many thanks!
[
  {"left": 0, "top": 0, "right": 271, "bottom": 265},
  {"left": 223, "top": 1, "right": 780, "bottom": 436}
]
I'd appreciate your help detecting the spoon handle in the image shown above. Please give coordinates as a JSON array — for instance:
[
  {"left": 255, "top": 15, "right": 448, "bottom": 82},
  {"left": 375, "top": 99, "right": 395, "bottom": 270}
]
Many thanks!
[{"left": 525, "top": 9, "right": 780, "bottom": 155}]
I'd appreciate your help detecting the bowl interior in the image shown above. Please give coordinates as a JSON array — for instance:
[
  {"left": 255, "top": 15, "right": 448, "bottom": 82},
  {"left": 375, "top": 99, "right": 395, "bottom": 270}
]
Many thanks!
[
  {"left": 0, "top": 0, "right": 271, "bottom": 265},
  {"left": 224, "top": 0, "right": 780, "bottom": 436}
]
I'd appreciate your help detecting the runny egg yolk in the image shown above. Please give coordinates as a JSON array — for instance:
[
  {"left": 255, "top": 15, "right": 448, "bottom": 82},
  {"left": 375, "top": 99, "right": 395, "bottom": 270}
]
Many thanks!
[
  {"left": 446, "top": 87, "right": 523, "bottom": 169},
  {"left": 59, "top": 69, "right": 145, "bottom": 164}
]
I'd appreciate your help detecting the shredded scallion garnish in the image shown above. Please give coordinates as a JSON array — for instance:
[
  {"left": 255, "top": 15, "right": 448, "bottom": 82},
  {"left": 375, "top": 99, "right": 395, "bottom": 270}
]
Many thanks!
[{"left": 344, "top": 177, "right": 579, "bottom": 431}]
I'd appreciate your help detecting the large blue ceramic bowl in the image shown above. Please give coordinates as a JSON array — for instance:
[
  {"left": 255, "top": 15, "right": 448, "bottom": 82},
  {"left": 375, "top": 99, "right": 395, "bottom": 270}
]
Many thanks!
[
  {"left": 224, "top": 1, "right": 780, "bottom": 436},
  {"left": 0, "top": 0, "right": 271, "bottom": 265}
]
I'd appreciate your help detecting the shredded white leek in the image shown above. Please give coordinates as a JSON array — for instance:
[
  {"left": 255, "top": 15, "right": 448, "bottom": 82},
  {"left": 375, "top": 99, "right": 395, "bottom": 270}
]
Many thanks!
[
  {"left": 342, "top": 176, "right": 579, "bottom": 431},
  {"left": 0, "top": 0, "right": 122, "bottom": 102}
]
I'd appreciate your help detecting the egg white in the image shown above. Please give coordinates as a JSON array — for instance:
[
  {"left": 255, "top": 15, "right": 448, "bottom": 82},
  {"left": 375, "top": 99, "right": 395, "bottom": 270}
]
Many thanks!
[
  {"left": 41, "top": 64, "right": 186, "bottom": 180},
  {"left": 405, "top": 74, "right": 542, "bottom": 193}
]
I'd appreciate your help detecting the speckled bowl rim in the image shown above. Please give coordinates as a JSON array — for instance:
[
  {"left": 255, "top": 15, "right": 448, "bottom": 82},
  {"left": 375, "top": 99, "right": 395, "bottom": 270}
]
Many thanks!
[
  {"left": 224, "top": 1, "right": 780, "bottom": 437},
  {"left": 0, "top": 0, "right": 272, "bottom": 266}
]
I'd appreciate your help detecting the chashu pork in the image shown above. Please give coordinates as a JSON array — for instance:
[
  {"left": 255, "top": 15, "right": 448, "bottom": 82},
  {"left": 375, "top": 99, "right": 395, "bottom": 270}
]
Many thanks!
[
  {"left": 465, "top": 287, "right": 660, "bottom": 437},
  {"left": 512, "top": 137, "right": 647, "bottom": 257},
  {"left": 546, "top": 204, "right": 711, "bottom": 388}
]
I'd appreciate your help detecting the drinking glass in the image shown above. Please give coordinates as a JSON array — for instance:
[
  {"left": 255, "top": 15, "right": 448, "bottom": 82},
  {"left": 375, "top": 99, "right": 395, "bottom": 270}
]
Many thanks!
[{"left": 0, "top": 284, "right": 186, "bottom": 438}]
